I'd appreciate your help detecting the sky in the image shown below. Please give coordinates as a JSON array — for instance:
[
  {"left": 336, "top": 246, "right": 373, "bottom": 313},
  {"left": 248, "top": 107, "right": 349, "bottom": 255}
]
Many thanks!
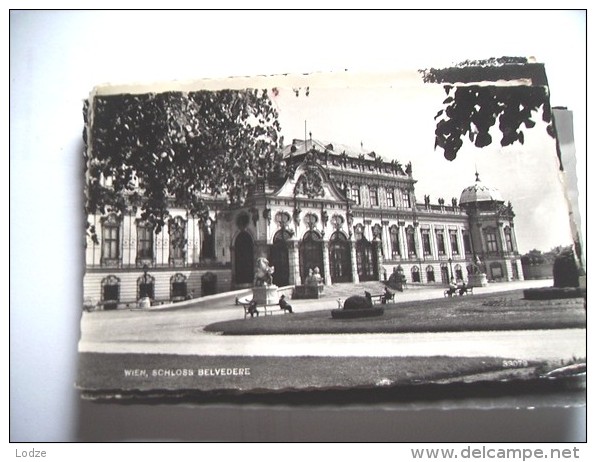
[{"left": 270, "top": 70, "right": 576, "bottom": 254}]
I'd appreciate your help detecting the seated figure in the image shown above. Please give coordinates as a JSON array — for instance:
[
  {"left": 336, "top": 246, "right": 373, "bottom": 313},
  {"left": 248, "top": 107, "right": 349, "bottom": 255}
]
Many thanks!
[{"left": 446, "top": 278, "right": 457, "bottom": 296}]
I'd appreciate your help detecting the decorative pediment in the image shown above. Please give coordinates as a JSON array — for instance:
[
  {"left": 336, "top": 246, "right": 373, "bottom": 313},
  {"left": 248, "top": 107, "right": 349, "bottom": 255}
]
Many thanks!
[{"left": 294, "top": 166, "right": 325, "bottom": 198}]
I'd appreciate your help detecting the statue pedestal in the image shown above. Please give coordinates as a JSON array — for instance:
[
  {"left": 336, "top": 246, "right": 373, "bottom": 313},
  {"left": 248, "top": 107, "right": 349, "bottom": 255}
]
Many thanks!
[
  {"left": 138, "top": 297, "right": 152, "bottom": 309},
  {"left": 468, "top": 273, "right": 488, "bottom": 288},
  {"left": 252, "top": 285, "right": 279, "bottom": 305}
]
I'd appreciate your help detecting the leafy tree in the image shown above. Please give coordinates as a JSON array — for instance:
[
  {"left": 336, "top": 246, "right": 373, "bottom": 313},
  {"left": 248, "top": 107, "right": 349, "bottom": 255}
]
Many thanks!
[
  {"left": 420, "top": 57, "right": 556, "bottom": 161},
  {"left": 552, "top": 247, "right": 580, "bottom": 288},
  {"left": 84, "top": 89, "right": 284, "bottom": 239}
]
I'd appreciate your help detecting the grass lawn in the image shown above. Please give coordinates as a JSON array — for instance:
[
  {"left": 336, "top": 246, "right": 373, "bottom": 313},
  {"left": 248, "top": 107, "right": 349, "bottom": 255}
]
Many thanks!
[
  {"left": 205, "top": 290, "right": 585, "bottom": 335},
  {"left": 78, "top": 352, "right": 553, "bottom": 394}
]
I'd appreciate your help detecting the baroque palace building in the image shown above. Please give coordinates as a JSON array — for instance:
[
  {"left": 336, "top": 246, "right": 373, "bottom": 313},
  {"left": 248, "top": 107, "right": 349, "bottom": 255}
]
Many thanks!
[{"left": 84, "top": 138, "right": 523, "bottom": 309}]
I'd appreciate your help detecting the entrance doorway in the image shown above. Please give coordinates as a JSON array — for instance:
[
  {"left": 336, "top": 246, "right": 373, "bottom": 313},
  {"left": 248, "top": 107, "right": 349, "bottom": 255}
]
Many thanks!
[
  {"left": 299, "top": 231, "right": 324, "bottom": 284},
  {"left": 270, "top": 230, "right": 291, "bottom": 287},
  {"left": 234, "top": 230, "right": 254, "bottom": 285},
  {"left": 356, "top": 237, "right": 378, "bottom": 281},
  {"left": 329, "top": 231, "right": 352, "bottom": 283}
]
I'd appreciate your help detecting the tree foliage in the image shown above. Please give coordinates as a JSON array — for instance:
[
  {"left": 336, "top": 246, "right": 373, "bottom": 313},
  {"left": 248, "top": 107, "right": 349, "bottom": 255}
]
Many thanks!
[
  {"left": 84, "top": 89, "right": 284, "bottom": 236},
  {"left": 552, "top": 247, "right": 580, "bottom": 288},
  {"left": 420, "top": 58, "right": 555, "bottom": 161}
]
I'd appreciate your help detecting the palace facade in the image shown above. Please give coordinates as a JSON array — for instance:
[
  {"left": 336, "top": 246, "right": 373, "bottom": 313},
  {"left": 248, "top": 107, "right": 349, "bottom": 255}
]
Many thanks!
[{"left": 84, "top": 139, "right": 523, "bottom": 309}]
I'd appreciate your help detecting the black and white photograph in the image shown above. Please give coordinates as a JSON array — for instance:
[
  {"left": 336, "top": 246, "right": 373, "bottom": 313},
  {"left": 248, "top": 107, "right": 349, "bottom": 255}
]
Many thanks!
[
  {"left": 10, "top": 9, "right": 588, "bottom": 444},
  {"left": 77, "top": 60, "right": 586, "bottom": 398}
]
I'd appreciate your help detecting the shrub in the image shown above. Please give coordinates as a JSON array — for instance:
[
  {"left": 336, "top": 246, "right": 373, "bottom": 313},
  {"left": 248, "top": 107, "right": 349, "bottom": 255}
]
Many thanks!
[
  {"left": 523, "top": 287, "right": 586, "bottom": 300},
  {"left": 343, "top": 295, "right": 373, "bottom": 310},
  {"left": 553, "top": 248, "right": 580, "bottom": 288}
]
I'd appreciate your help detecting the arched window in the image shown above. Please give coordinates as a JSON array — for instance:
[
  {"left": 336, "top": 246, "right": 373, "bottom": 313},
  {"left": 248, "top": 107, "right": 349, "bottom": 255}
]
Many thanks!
[
  {"left": 454, "top": 264, "right": 463, "bottom": 281},
  {"left": 329, "top": 231, "right": 352, "bottom": 283},
  {"left": 300, "top": 230, "right": 324, "bottom": 284},
  {"left": 234, "top": 231, "right": 254, "bottom": 285},
  {"left": 170, "top": 273, "right": 188, "bottom": 301},
  {"left": 101, "top": 275, "right": 120, "bottom": 310},
  {"left": 137, "top": 271, "right": 155, "bottom": 299},
  {"left": 411, "top": 266, "right": 421, "bottom": 283},
  {"left": 426, "top": 265, "right": 435, "bottom": 283}
]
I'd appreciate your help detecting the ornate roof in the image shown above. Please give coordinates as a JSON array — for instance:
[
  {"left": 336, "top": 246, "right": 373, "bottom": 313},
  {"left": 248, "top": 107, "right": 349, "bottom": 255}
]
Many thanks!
[{"left": 459, "top": 172, "right": 504, "bottom": 204}]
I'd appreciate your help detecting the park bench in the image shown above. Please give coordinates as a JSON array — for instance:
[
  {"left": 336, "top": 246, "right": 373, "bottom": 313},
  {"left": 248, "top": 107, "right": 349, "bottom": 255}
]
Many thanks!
[
  {"left": 366, "top": 291, "right": 395, "bottom": 305},
  {"left": 236, "top": 297, "right": 290, "bottom": 318}
]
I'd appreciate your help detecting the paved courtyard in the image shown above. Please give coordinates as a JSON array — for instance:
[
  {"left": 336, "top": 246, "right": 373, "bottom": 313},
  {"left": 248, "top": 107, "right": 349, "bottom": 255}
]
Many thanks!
[{"left": 78, "top": 279, "right": 586, "bottom": 362}]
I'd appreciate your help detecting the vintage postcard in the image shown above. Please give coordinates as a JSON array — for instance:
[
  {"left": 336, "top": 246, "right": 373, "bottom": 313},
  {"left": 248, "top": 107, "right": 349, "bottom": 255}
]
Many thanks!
[{"left": 77, "top": 59, "right": 586, "bottom": 401}]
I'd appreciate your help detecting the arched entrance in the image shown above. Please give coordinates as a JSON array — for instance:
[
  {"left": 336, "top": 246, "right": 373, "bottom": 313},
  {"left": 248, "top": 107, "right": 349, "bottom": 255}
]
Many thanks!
[
  {"left": 356, "top": 237, "right": 378, "bottom": 281},
  {"left": 270, "top": 230, "right": 291, "bottom": 287},
  {"left": 329, "top": 231, "right": 352, "bottom": 283},
  {"left": 234, "top": 230, "right": 254, "bottom": 285},
  {"left": 299, "top": 231, "right": 324, "bottom": 284},
  {"left": 440, "top": 263, "right": 449, "bottom": 283}
]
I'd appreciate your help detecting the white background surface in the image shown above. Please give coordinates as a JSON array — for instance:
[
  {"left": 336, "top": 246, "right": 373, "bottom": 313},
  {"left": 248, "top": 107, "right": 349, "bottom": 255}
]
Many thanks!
[{"left": 8, "top": 9, "right": 589, "bottom": 444}]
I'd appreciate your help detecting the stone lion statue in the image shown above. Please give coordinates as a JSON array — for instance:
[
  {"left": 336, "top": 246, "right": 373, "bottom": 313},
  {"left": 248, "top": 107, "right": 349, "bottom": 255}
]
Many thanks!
[{"left": 254, "top": 257, "right": 275, "bottom": 286}]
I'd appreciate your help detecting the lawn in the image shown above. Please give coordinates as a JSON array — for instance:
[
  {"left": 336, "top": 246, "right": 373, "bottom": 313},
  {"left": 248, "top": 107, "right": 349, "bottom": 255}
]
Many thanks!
[{"left": 205, "top": 290, "right": 586, "bottom": 336}]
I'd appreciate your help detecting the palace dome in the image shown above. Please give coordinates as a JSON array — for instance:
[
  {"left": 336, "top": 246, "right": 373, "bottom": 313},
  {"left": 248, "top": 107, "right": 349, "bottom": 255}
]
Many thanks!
[{"left": 459, "top": 173, "right": 504, "bottom": 205}]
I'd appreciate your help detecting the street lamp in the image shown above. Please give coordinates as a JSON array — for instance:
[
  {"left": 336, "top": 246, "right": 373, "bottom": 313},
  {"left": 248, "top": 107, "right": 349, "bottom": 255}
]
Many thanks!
[{"left": 448, "top": 257, "right": 453, "bottom": 281}]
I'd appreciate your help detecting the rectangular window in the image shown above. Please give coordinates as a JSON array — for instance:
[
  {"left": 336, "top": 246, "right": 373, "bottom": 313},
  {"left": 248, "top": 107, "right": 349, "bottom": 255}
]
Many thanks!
[
  {"left": 436, "top": 231, "right": 446, "bottom": 255},
  {"left": 450, "top": 231, "right": 459, "bottom": 255},
  {"left": 486, "top": 230, "right": 498, "bottom": 253},
  {"left": 137, "top": 225, "right": 154, "bottom": 259},
  {"left": 422, "top": 231, "right": 432, "bottom": 256},
  {"left": 386, "top": 189, "right": 395, "bottom": 208},
  {"left": 102, "top": 226, "right": 119, "bottom": 259},
  {"left": 370, "top": 187, "right": 379, "bottom": 206},
  {"left": 407, "top": 230, "right": 416, "bottom": 257},
  {"left": 350, "top": 186, "right": 361, "bottom": 205},
  {"left": 402, "top": 190, "right": 411, "bottom": 208}
]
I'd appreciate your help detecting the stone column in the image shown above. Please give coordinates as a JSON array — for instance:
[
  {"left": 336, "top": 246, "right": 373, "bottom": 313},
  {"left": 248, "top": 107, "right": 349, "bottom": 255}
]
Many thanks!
[
  {"left": 414, "top": 223, "right": 423, "bottom": 260},
  {"left": 322, "top": 241, "right": 332, "bottom": 286},
  {"left": 375, "top": 241, "right": 384, "bottom": 281},
  {"left": 457, "top": 228, "right": 465, "bottom": 259},
  {"left": 510, "top": 224, "right": 519, "bottom": 253},
  {"left": 381, "top": 220, "right": 390, "bottom": 259},
  {"left": 350, "top": 240, "right": 360, "bottom": 283},
  {"left": 497, "top": 222, "right": 507, "bottom": 255},
  {"left": 444, "top": 228, "right": 452, "bottom": 259},
  {"left": 288, "top": 241, "right": 301, "bottom": 285},
  {"left": 398, "top": 222, "right": 406, "bottom": 259},
  {"left": 430, "top": 226, "right": 439, "bottom": 259}
]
